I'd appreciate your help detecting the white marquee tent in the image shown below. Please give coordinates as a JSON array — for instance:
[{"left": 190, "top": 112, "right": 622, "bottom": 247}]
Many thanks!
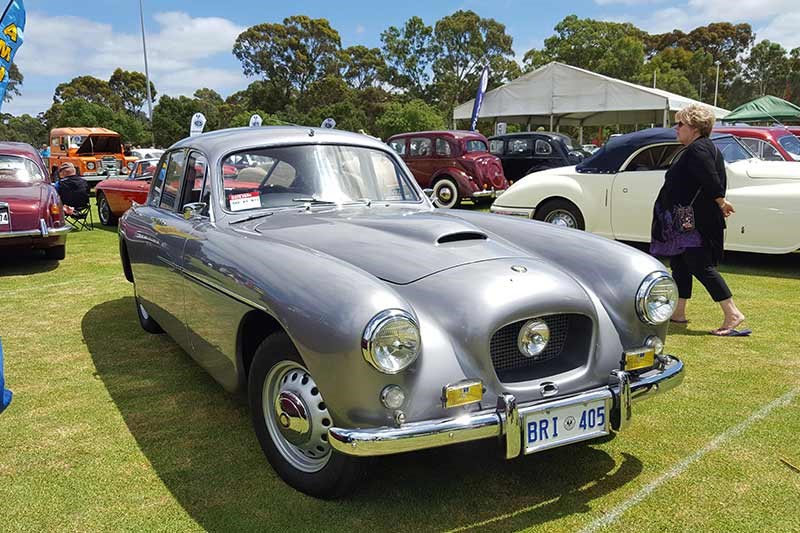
[{"left": 453, "top": 62, "right": 729, "bottom": 141}]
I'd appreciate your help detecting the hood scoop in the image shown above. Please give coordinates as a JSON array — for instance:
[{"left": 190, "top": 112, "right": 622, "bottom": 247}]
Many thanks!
[{"left": 437, "top": 231, "right": 488, "bottom": 244}]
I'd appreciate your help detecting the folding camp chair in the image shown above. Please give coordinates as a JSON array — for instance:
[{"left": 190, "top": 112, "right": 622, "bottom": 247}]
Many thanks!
[{"left": 65, "top": 203, "right": 94, "bottom": 231}]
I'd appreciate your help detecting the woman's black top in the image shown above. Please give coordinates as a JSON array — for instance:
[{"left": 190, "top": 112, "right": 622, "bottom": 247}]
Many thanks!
[{"left": 652, "top": 137, "right": 727, "bottom": 263}]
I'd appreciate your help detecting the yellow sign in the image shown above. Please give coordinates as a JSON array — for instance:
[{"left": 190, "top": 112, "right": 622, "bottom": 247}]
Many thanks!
[
  {"left": 624, "top": 348, "right": 655, "bottom": 371},
  {"left": 443, "top": 380, "right": 483, "bottom": 408}
]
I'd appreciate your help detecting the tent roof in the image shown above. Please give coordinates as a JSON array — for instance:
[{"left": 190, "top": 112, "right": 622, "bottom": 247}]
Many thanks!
[
  {"left": 722, "top": 95, "right": 800, "bottom": 123},
  {"left": 453, "top": 62, "right": 729, "bottom": 127}
]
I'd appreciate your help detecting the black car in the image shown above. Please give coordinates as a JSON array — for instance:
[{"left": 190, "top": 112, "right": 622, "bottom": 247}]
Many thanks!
[{"left": 488, "top": 132, "right": 585, "bottom": 182}]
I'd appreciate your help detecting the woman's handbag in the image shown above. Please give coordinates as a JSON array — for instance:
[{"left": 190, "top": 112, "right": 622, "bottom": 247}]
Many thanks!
[
  {"left": 673, "top": 189, "right": 701, "bottom": 233},
  {"left": 650, "top": 200, "right": 703, "bottom": 257}
]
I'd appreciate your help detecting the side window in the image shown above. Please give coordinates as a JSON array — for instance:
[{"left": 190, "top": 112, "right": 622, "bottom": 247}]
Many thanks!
[
  {"left": 435, "top": 138, "right": 452, "bottom": 156},
  {"left": 507, "top": 138, "right": 533, "bottom": 155},
  {"left": 625, "top": 144, "right": 683, "bottom": 171},
  {"left": 388, "top": 139, "right": 406, "bottom": 156},
  {"left": 149, "top": 154, "right": 169, "bottom": 205},
  {"left": 759, "top": 140, "right": 783, "bottom": 161},
  {"left": 159, "top": 150, "right": 186, "bottom": 210},
  {"left": 534, "top": 139, "right": 553, "bottom": 156},
  {"left": 179, "top": 152, "right": 209, "bottom": 210},
  {"left": 739, "top": 138, "right": 760, "bottom": 157},
  {"left": 489, "top": 139, "right": 504, "bottom": 154},
  {"left": 409, "top": 137, "right": 432, "bottom": 157}
]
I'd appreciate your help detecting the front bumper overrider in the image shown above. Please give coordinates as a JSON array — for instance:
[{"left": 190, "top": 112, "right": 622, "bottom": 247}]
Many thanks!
[{"left": 328, "top": 355, "right": 684, "bottom": 458}]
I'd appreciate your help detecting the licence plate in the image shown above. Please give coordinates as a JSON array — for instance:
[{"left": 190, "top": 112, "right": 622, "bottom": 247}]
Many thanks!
[
  {"left": 524, "top": 398, "right": 609, "bottom": 454},
  {"left": 0, "top": 207, "right": 8, "bottom": 225}
]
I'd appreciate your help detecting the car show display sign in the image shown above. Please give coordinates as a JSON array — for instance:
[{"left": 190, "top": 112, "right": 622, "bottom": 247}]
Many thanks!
[
  {"left": 321, "top": 117, "right": 336, "bottom": 129},
  {"left": 0, "top": 338, "right": 12, "bottom": 413},
  {"left": 189, "top": 112, "right": 207, "bottom": 137},
  {"left": 0, "top": 0, "right": 26, "bottom": 111},
  {"left": 249, "top": 114, "right": 263, "bottom": 127},
  {"left": 495, "top": 122, "right": 507, "bottom": 136}
]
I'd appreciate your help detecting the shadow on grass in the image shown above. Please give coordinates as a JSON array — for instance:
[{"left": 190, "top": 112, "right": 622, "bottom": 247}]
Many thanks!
[
  {"left": 0, "top": 250, "right": 60, "bottom": 275},
  {"left": 84, "top": 297, "right": 643, "bottom": 532}
]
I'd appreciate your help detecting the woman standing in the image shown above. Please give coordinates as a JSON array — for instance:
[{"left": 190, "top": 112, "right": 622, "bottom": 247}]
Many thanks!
[{"left": 650, "top": 104, "right": 747, "bottom": 336}]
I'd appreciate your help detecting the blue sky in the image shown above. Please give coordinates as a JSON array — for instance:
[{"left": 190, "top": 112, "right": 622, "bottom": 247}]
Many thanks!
[{"left": 6, "top": 0, "right": 799, "bottom": 116}]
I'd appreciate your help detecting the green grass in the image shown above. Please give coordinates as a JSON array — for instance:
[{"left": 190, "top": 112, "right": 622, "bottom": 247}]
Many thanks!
[{"left": 1, "top": 202, "right": 799, "bottom": 532}]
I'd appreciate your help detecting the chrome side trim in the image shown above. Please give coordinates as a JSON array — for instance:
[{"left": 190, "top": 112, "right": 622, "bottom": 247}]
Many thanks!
[
  {"left": 181, "top": 268, "right": 268, "bottom": 312},
  {"left": 328, "top": 355, "right": 684, "bottom": 458},
  {"left": 0, "top": 225, "right": 71, "bottom": 239},
  {"left": 489, "top": 205, "right": 534, "bottom": 218}
]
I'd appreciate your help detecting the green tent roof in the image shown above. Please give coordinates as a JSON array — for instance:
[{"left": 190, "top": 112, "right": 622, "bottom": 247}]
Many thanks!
[{"left": 723, "top": 95, "right": 800, "bottom": 123}]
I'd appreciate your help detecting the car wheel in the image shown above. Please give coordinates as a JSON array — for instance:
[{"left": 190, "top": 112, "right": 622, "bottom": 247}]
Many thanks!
[
  {"left": 135, "top": 293, "right": 163, "bottom": 334},
  {"left": 432, "top": 178, "right": 461, "bottom": 209},
  {"left": 249, "top": 332, "right": 363, "bottom": 498},
  {"left": 97, "top": 193, "right": 118, "bottom": 226},
  {"left": 535, "top": 199, "right": 585, "bottom": 230},
  {"left": 44, "top": 245, "right": 65, "bottom": 260}
]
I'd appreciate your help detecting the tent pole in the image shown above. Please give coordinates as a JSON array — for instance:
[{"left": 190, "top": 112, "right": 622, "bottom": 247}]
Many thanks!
[
  {"left": 549, "top": 115, "right": 554, "bottom": 130},
  {"left": 578, "top": 124, "right": 583, "bottom": 144},
  {"left": 663, "top": 105, "right": 669, "bottom": 128}
]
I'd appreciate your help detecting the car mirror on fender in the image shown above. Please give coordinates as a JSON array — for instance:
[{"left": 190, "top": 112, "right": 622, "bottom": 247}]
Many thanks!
[{"left": 183, "top": 202, "right": 207, "bottom": 220}]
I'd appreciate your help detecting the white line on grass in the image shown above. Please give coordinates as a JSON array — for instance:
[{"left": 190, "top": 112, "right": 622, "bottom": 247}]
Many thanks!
[{"left": 580, "top": 387, "right": 800, "bottom": 533}]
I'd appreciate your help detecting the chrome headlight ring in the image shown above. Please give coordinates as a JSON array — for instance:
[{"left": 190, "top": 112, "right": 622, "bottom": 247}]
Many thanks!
[
  {"left": 636, "top": 272, "right": 678, "bottom": 325},
  {"left": 361, "top": 309, "right": 421, "bottom": 374}
]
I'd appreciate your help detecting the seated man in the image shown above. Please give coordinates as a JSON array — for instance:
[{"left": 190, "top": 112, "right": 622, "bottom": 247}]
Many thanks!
[{"left": 54, "top": 162, "right": 89, "bottom": 215}]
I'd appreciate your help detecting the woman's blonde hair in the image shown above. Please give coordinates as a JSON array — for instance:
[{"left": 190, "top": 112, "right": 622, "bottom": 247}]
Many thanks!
[{"left": 675, "top": 104, "right": 716, "bottom": 137}]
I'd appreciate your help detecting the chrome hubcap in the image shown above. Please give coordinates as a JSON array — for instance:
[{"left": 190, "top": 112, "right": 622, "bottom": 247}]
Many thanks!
[
  {"left": 263, "top": 361, "right": 332, "bottom": 472},
  {"left": 100, "top": 198, "right": 109, "bottom": 221},
  {"left": 438, "top": 187, "right": 453, "bottom": 202},
  {"left": 545, "top": 209, "right": 577, "bottom": 228}
]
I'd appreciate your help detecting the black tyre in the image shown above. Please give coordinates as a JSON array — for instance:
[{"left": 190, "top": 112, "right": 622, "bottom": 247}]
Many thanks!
[
  {"left": 97, "top": 193, "right": 118, "bottom": 226},
  {"left": 44, "top": 245, "right": 66, "bottom": 260},
  {"left": 248, "top": 332, "right": 363, "bottom": 498},
  {"left": 534, "top": 199, "right": 585, "bottom": 230},
  {"left": 135, "top": 293, "right": 163, "bottom": 334},
  {"left": 432, "top": 178, "right": 461, "bottom": 209}
]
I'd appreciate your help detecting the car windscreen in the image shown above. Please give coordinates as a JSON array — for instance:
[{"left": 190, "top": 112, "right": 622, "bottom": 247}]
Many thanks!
[
  {"left": 713, "top": 136, "right": 753, "bottom": 163},
  {"left": 464, "top": 140, "right": 488, "bottom": 153},
  {"left": 0, "top": 155, "right": 45, "bottom": 185},
  {"left": 220, "top": 144, "right": 421, "bottom": 213},
  {"left": 778, "top": 134, "right": 800, "bottom": 160}
]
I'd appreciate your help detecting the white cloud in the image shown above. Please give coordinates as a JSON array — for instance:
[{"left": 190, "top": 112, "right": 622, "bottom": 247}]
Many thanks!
[
  {"left": 757, "top": 12, "right": 800, "bottom": 50},
  {"left": 8, "top": 10, "right": 247, "bottom": 114},
  {"left": 3, "top": 92, "right": 53, "bottom": 116},
  {"left": 594, "top": 0, "right": 664, "bottom": 5}
]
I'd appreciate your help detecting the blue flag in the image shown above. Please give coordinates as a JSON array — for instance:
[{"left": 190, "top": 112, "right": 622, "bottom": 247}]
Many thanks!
[
  {"left": 0, "top": 337, "right": 11, "bottom": 413},
  {"left": 0, "top": 0, "right": 25, "bottom": 111},
  {"left": 470, "top": 65, "right": 490, "bottom": 131}
]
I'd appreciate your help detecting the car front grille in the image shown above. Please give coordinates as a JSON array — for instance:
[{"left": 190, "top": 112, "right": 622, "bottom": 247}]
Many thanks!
[
  {"left": 489, "top": 314, "right": 592, "bottom": 383},
  {"left": 101, "top": 157, "right": 120, "bottom": 173}
]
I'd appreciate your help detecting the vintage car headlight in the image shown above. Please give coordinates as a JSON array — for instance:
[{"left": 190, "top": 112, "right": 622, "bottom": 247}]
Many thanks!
[
  {"left": 518, "top": 320, "right": 549, "bottom": 357},
  {"left": 362, "top": 310, "right": 420, "bottom": 374},
  {"left": 86, "top": 161, "right": 95, "bottom": 170},
  {"left": 645, "top": 335, "right": 664, "bottom": 355},
  {"left": 636, "top": 272, "right": 678, "bottom": 325}
]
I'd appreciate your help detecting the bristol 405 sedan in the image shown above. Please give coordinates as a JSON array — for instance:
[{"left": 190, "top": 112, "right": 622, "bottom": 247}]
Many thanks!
[{"left": 119, "top": 127, "right": 684, "bottom": 498}]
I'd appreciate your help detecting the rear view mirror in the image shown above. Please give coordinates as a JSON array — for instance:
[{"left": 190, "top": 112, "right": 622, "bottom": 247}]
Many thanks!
[{"left": 183, "top": 202, "right": 207, "bottom": 220}]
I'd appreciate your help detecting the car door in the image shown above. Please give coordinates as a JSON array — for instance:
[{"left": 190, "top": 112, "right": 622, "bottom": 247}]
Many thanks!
[
  {"left": 406, "top": 136, "right": 435, "bottom": 187},
  {"left": 610, "top": 143, "right": 682, "bottom": 242},
  {"left": 502, "top": 137, "right": 534, "bottom": 180}
]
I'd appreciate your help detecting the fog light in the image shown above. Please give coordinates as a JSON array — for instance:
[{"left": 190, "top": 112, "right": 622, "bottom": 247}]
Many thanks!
[
  {"left": 645, "top": 335, "right": 664, "bottom": 355},
  {"left": 518, "top": 320, "right": 550, "bottom": 358},
  {"left": 380, "top": 385, "right": 405, "bottom": 409}
]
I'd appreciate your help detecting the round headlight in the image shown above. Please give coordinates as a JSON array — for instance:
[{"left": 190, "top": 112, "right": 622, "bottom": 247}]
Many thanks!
[
  {"left": 362, "top": 310, "right": 420, "bottom": 374},
  {"left": 86, "top": 162, "right": 95, "bottom": 170},
  {"left": 518, "top": 319, "right": 549, "bottom": 358},
  {"left": 636, "top": 272, "right": 678, "bottom": 325}
]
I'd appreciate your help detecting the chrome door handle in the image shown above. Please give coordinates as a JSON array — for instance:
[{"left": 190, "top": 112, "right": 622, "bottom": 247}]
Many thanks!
[{"left": 622, "top": 187, "right": 628, "bottom": 193}]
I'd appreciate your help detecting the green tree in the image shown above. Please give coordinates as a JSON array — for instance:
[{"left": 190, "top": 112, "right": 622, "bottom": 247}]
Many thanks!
[
  {"left": 340, "top": 45, "right": 384, "bottom": 90},
  {"left": 0, "top": 113, "right": 47, "bottom": 145},
  {"left": 225, "top": 80, "right": 291, "bottom": 115},
  {"left": 233, "top": 16, "right": 341, "bottom": 99},
  {"left": 380, "top": 16, "right": 436, "bottom": 97},
  {"left": 109, "top": 68, "right": 157, "bottom": 115},
  {"left": 151, "top": 95, "right": 198, "bottom": 147},
  {"left": 375, "top": 99, "right": 444, "bottom": 139},
  {"left": 228, "top": 110, "right": 285, "bottom": 127},
  {"left": 788, "top": 48, "right": 800, "bottom": 104},
  {"left": 44, "top": 99, "right": 148, "bottom": 145},
  {"left": 524, "top": 16, "right": 646, "bottom": 81},
  {"left": 744, "top": 40, "right": 789, "bottom": 97},
  {"left": 53, "top": 75, "right": 123, "bottom": 111},
  {"left": 431, "top": 10, "right": 517, "bottom": 121},
  {"left": 4, "top": 63, "right": 23, "bottom": 103},
  {"left": 297, "top": 76, "right": 352, "bottom": 113}
]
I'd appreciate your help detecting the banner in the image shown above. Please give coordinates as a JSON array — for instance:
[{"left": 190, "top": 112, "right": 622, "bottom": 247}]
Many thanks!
[
  {"left": 470, "top": 65, "right": 489, "bottom": 131},
  {"left": 0, "top": 337, "right": 11, "bottom": 414},
  {"left": 0, "top": 0, "right": 26, "bottom": 111}
]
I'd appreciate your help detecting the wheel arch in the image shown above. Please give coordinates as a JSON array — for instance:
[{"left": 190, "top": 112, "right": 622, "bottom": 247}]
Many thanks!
[
  {"left": 237, "top": 309, "right": 287, "bottom": 388},
  {"left": 119, "top": 238, "right": 134, "bottom": 283},
  {"left": 431, "top": 168, "right": 473, "bottom": 196}
]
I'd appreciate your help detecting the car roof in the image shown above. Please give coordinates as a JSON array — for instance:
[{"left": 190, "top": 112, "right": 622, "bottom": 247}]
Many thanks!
[
  {"left": 713, "top": 126, "right": 793, "bottom": 139},
  {"left": 387, "top": 130, "right": 486, "bottom": 141},
  {"left": 0, "top": 141, "right": 42, "bottom": 159},
  {"left": 488, "top": 132, "right": 567, "bottom": 142},
  {"left": 170, "top": 126, "right": 392, "bottom": 162},
  {"left": 50, "top": 127, "right": 120, "bottom": 136}
]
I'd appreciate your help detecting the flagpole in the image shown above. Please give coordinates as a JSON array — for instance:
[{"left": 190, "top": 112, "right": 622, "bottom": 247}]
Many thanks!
[{"left": 139, "top": 0, "right": 154, "bottom": 146}]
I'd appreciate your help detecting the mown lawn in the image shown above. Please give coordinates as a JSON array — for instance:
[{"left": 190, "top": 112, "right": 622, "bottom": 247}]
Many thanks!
[{"left": 1, "top": 202, "right": 798, "bottom": 532}]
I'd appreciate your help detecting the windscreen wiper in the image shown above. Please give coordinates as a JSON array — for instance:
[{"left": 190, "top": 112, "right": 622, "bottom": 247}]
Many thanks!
[
  {"left": 291, "top": 197, "right": 337, "bottom": 205},
  {"left": 229, "top": 211, "right": 274, "bottom": 224}
]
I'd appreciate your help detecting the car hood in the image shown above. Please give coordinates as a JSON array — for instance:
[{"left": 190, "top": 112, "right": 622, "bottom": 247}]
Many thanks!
[{"left": 241, "top": 206, "right": 528, "bottom": 284}]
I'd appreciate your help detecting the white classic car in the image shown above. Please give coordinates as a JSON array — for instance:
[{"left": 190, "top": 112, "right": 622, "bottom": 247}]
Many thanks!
[{"left": 490, "top": 128, "right": 800, "bottom": 254}]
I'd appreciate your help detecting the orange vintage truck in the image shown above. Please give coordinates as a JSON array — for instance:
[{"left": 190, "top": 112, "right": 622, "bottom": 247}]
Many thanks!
[{"left": 47, "top": 127, "right": 137, "bottom": 185}]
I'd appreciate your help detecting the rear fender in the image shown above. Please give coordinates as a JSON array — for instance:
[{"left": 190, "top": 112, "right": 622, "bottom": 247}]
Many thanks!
[{"left": 431, "top": 167, "right": 475, "bottom": 196}]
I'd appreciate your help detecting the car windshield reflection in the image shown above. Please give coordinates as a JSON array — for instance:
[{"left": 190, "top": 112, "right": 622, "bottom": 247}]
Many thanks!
[
  {"left": 220, "top": 144, "right": 420, "bottom": 213},
  {"left": 0, "top": 155, "right": 45, "bottom": 184}
]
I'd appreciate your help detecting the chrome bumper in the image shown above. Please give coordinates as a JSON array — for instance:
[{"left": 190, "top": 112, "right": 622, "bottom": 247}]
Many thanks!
[
  {"left": 489, "top": 205, "right": 534, "bottom": 218},
  {"left": 472, "top": 188, "right": 505, "bottom": 199},
  {"left": 0, "top": 220, "right": 71, "bottom": 239},
  {"left": 328, "top": 355, "right": 684, "bottom": 458}
]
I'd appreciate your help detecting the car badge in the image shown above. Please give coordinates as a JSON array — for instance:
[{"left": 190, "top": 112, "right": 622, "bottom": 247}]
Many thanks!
[{"left": 511, "top": 265, "right": 527, "bottom": 273}]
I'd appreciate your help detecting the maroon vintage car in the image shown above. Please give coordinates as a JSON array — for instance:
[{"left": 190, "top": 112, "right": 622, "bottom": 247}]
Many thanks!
[
  {"left": 0, "top": 142, "right": 70, "bottom": 260},
  {"left": 95, "top": 158, "right": 157, "bottom": 226},
  {"left": 386, "top": 130, "right": 508, "bottom": 208},
  {"left": 714, "top": 126, "right": 800, "bottom": 162}
]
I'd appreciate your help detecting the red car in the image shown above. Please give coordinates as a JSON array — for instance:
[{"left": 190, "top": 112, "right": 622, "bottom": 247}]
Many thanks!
[
  {"left": 714, "top": 126, "right": 800, "bottom": 162},
  {"left": 95, "top": 158, "right": 157, "bottom": 226},
  {"left": 0, "top": 142, "right": 69, "bottom": 260},
  {"left": 386, "top": 130, "right": 508, "bottom": 208}
]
